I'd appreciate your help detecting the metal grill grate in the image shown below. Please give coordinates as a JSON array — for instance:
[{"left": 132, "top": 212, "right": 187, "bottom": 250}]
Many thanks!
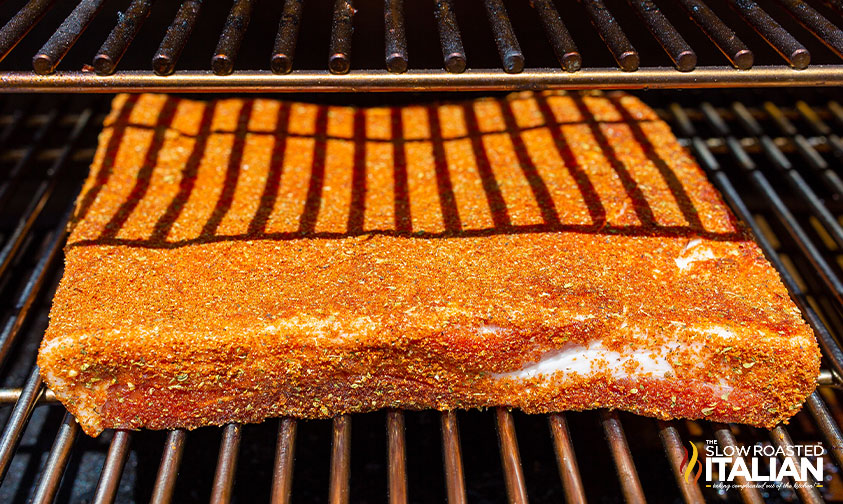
[
  {"left": 1, "top": 92, "right": 843, "bottom": 503},
  {"left": 6, "top": 0, "right": 843, "bottom": 90}
]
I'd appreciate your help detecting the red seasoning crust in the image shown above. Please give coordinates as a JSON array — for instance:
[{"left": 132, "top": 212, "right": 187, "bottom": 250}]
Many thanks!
[{"left": 39, "top": 92, "right": 819, "bottom": 436}]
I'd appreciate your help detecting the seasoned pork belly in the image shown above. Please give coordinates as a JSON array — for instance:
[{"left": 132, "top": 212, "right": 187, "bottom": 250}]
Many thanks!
[{"left": 38, "top": 92, "right": 819, "bottom": 436}]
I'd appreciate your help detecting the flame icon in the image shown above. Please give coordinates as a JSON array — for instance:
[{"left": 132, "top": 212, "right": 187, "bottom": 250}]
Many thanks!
[{"left": 679, "top": 441, "right": 703, "bottom": 484}]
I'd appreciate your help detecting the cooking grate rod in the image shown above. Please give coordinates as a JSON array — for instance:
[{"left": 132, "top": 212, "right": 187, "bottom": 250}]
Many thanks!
[
  {"left": 271, "top": 418, "right": 296, "bottom": 504},
  {"left": 433, "top": 0, "right": 465, "bottom": 74},
  {"left": 152, "top": 0, "right": 202, "bottom": 76},
  {"left": 678, "top": 0, "right": 753, "bottom": 69},
  {"left": 600, "top": 410, "right": 646, "bottom": 503},
  {"left": 659, "top": 421, "right": 705, "bottom": 503},
  {"left": 384, "top": 0, "right": 407, "bottom": 74},
  {"left": 32, "top": 0, "right": 106, "bottom": 75},
  {"left": 482, "top": 0, "right": 523, "bottom": 74},
  {"left": 805, "top": 392, "right": 843, "bottom": 470},
  {"left": 0, "top": 0, "right": 56, "bottom": 64},
  {"left": 271, "top": 0, "right": 304, "bottom": 75},
  {"left": 211, "top": 423, "right": 242, "bottom": 504},
  {"left": 329, "top": 0, "right": 355, "bottom": 75},
  {"left": 530, "top": 0, "right": 580, "bottom": 73},
  {"left": 580, "top": 0, "right": 639, "bottom": 72},
  {"left": 92, "top": 430, "right": 132, "bottom": 504},
  {"left": 495, "top": 408, "right": 528, "bottom": 504},
  {"left": 386, "top": 410, "right": 408, "bottom": 504},
  {"left": 793, "top": 101, "right": 843, "bottom": 158},
  {"left": 628, "top": 0, "right": 696, "bottom": 72},
  {"left": 712, "top": 423, "right": 764, "bottom": 504},
  {"left": 213, "top": 0, "right": 257, "bottom": 76},
  {"left": 726, "top": 0, "right": 811, "bottom": 69},
  {"left": 777, "top": 0, "right": 843, "bottom": 59},
  {"left": 150, "top": 429, "right": 186, "bottom": 504},
  {"left": 93, "top": 0, "right": 154, "bottom": 75},
  {"left": 770, "top": 426, "right": 824, "bottom": 502},
  {"left": 329, "top": 415, "right": 352, "bottom": 504},
  {"left": 548, "top": 413, "right": 586, "bottom": 504},
  {"left": 440, "top": 411, "right": 467, "bottom": 504},
  {"left": 29, "top": 411, "right": 79, "bottom": 504}
]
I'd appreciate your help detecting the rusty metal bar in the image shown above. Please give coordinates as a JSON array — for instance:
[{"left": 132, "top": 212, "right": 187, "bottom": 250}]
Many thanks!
[
  {"left": 329, "top": 0, "right": 355, "bottom": 74},
  {"left": 212, "top": 0, "right": 256, "bottom": 76},
  {"left": 0, "top": 0, "right": 57, "bottom": 64},
  {"left": 32, "top": 0, "right": 107, "bottom": 74},
  {"left": 548, "top": 413, "right": 586, "bottom": 504},
  {"left": 580, "top": 0, "right": 639, "bottom": 71},
  {"left": 387, "top": 410, "right": 407, "bottom": 504},
  {"left": 433, "top": 0, "right": 465, "bottom": 73},
  {"left": 769, "top": 427, "right": 823, "bottom": 503},
  {"left": 385, "top": 0, "right": 407, "bottom": 73},
  {"left": 726, "top": 0, "right": 810, "bottom": 69},
  {"left": 776, "top": 0, "right": 843, "bottom": 60},
  {"left": 91, "top": 431, "right": 132, "bottom": 504},
  {"left": 495, "top": 408, "right": 528, "bottom": 503},
  {"left": 329, "top": 415, "right": 351, "bottom": 504},
  {"left": 600, "top": 411, "right": 645, "bottom": 503},
  {"left": 29, "top": 412, "right": 79, "bottom": 504},
  {"left": 440, "top": 411, "right": 467, "bottom": 504},
  {"left": 150, "top": 429, "right": 187, "bottom": 504},
  {"left": 711, "top": 424, "right": 763, "bottom": 504},
  {"left": 628, "top": 0, "right": 696, "bottom": 71},
  {"left": 531, "top": 0, "right": 580, "bottom": 72},
  {"left": 483, "top": 0, "right": 523, "bottom": 73},
  {"left": 210, "top": 424, "right": 242, "bottom": 504},
  {"left": 93, "top": 0, "right": 155, "bottom": 75},
  {"left": 678, "top": 0, "right": 752, "bottom": 69},
  {"left": 271, "top": 418, "right": 297, "bottom": 504},
  {"left": 658, "top": 422, "right": 704, "bottom": 504},
  {"left": 271, "top": 0, "right": 303, "bottom": 74},
  {"left": 152, "top": 0, "right": 202, "bottom": 76}
]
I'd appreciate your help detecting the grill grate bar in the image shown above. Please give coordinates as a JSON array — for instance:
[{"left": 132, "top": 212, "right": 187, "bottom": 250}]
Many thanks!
[
  {"left": 711, "top": 424, "right": 764, "bottom": 504},
  {"left": 0, "top": 106, "right": 60, "bottom": 214},
  {"left": 152, "top": 0, "right": 202, "bottom": 76},
  {"left": 580, "top": 0, "right": 639, "bottom": 72},
  {"left": 386, "top": 410, "right": 407, "bottom": 504},
  {"left": 92, "top": 0, "right": 155, "bottom": 75},
  {"left": 28, "top": 412, "right": 79, "bottom": 504},
  {"left": 0, "top": 0, "right": 56, "bottom": 64},
  {"left": 150, "top": 429, "right": 187, "bottom": 504},
  {"left": 329, "top": 0, "right": 355, "bottom": 75},
  {"left": 769, "top": 426, "right": 824, "bottom": 502},
  {"left": 531, "top": 0, "right": 580, "bottom": 72},
  {"left": 726, "top": 0, "right": 811, "bottom": 69},
  {"left": 0, "top": 369, "right": 43, "bottom": 482},
  {"left": 384, "top": 0, "right": 407, "bottom": 74},
  {"left": 439, "top": 411, "right": 467, "bottom": 504},
  {"left": 482, "top": 0, "right": 523, "bottom": 74},
  {"left": 600, "top": 410, "right": 646, "bottom": 503},
  {"left": 730, "top": 101, "right": 843, "bottom": 251},
  {"left": 271, "top": 418, "right": 297, "bottom": 504},
  {"left": 763, "top": 101, "right": 843, "bottom": 195},
  {"left": 548, "top": 413, "right": 586, "bottom": 504},
  {"left": 776, "top": 0, "right": 843, "bottom": 59},
  {"left": 213, "top": 0, "right": 257, "bottom": 76},
  {"left": 805, "top": 392, "right": 843, "bottom": 470},
  {"left": 628, "top": 0, "right": 696, "bottom": 71},
  {"left": 210, "top": 423, "right": 242, "bottom": 504},
  {"left": 32, "top": 0, "right": 107, "bottom": 75},
  {"left": 495, "top": 408, "right": 528, "bottom": 504},
  {"left": 678, "top": 0, "right": 753, "bottom": 69},
  {"left": 793, "top": 100, "right": 843, "bottom": 163},
  {"left": 271, "top": 0, "right": 304, "bottom": 75},
  {"left": 329, "top": 415, "right": 351, "bottom": 504},
  {"left": 433, "top": 0, "right": 465, "bottom": 74},
  {"left": 91, "top": 430, "right": 132, "bottom": 504},
  {"left": 659, "top": 421, "right": 705, "bottom": 503}
]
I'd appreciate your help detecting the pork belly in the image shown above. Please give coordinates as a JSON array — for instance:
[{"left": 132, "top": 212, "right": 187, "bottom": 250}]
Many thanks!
[{"left": 38, "top": 92, "right": 820, "bottom": 436}]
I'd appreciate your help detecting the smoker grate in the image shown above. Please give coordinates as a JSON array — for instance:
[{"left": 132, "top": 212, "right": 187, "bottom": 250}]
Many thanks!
[
  {"left": 1, "top": 92, "right": 843, "bottom": 503},
  {"left": 6, "top": 0, "right": 843, "bottom": 91}
]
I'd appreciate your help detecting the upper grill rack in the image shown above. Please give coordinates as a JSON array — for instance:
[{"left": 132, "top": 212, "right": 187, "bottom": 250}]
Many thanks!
[
  {"left": 1, "top": 92, "right": 843, "bottom": 503},
  {"left": 6, "top": 0, "right": 843, "bottom": 91}
]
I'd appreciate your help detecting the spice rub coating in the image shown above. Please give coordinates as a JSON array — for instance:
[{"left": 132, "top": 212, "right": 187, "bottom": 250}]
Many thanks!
[{"left": 39, "top": 92, "right": 820, "bottom": 436}]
